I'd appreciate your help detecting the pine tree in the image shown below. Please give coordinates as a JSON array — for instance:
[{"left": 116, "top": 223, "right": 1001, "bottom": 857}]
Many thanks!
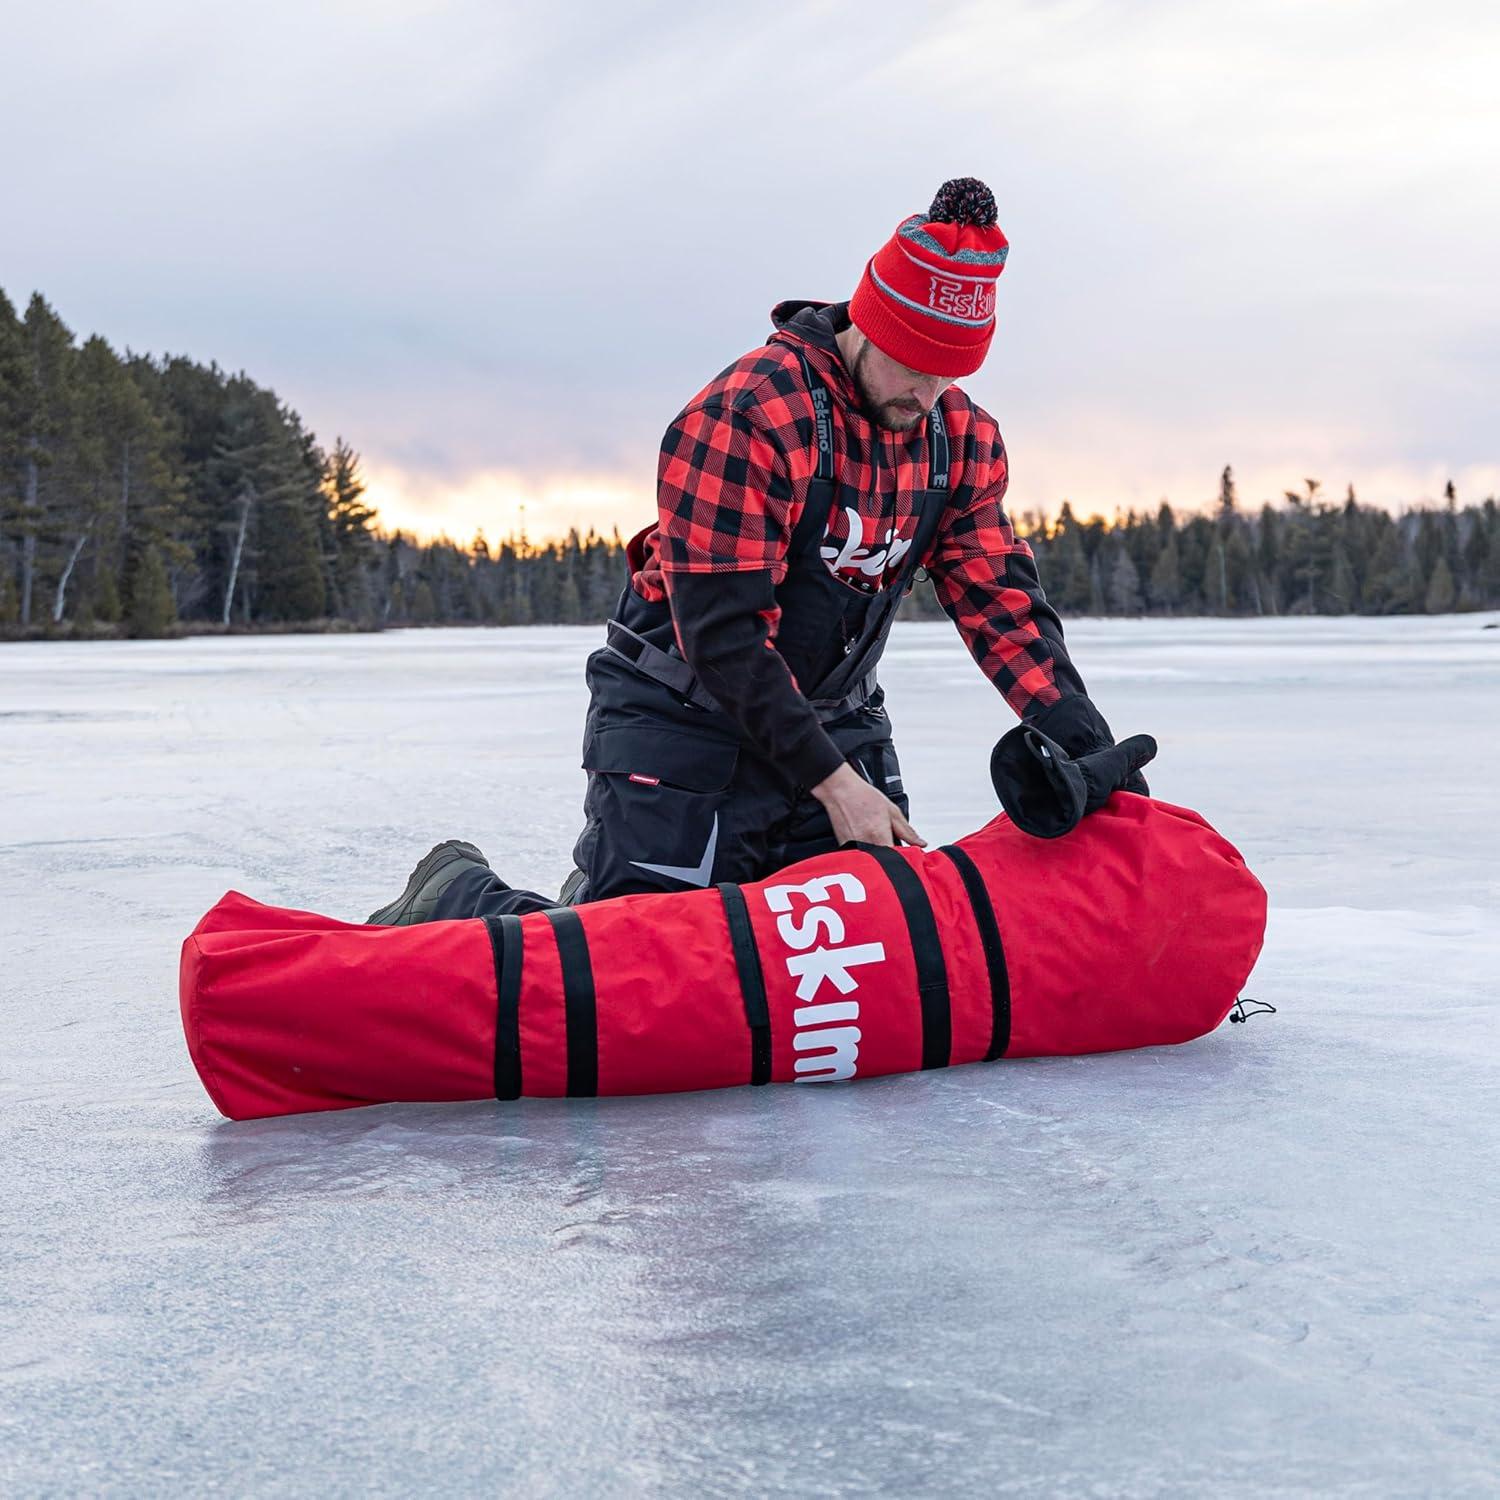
[
  {"left": 1371, "top": 525, "right": 1411, "bottom": 612},
  {"left": 1424, "top": 556, "right": 1456, "bottom": 614},
  {"left": 1217, "top": 465, "right": 1237, "bottom": 517},
  {"left": 1148, "top": 534, "right": 1182, "bottom": 612},
  {"left": 56, "top": 335, "right": 156, "bottom": 624},
  {"left": 13, "top": 294, "right": 80, "bottom": 627},
  {"left": 259, "top": 412, "right": 328, "bottom": 622},
  {"left": 1327, "top": 545, "right": 1358, "bottom": 613},
  {"left": 116, "top": 358, "right": 190, "bottom": 626},
  {"left": 207, "top": 387, "right": 326, "bottom": 624},
  {"left": 1225, "top": 527, "right": 1255, "bottom": 613},
  {"left": 143, "top": 354, "right": 235, "bottom": 618},
  {"left": 1208, "top": 465, "right": 1240, "bottom": 612},
  {"left": 321, "top": 436, "right": 376, "bottom": 620},
  {"left": 1257, "top": 505, "right": 1281, "bottom": 614},
  {"left": 1045, "top": 503, "right": 1089, "bottom": 611},
  {"left": 1480, "top": 500, "right": 1500, "bottom": 604},
  {"left": 0, "top": 294, "right": 27, "bottom": 619},
  {"left": 410, "top": 578, "right": 437, "bottom": 622},
  {"left": 93, "top": 563, "right": 121, "bottom": 624},
  {"left": 1177, "top": 516, "right": 1211, "bottom": 610},
  {"left": 1106, "top": 537, "right": 1143, "bottom": 614},
  {"left": 128, "top": 544, "right": 176, "bottom": 637},
  {"left": 0, "top": 545, "right": 18, "bottom": 623},
  {"left": 557, "top": 568, "right": 582, "bottom": 622}
]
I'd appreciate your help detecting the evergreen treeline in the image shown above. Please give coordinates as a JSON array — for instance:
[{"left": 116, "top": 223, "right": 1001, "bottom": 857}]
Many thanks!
[
  {"left": 0, "top": 289, "right": 384, "bottom": 635},
  {"left": 904, "top": 468, "right": 1500, "bottom": 621},
  {"left": 0, "top": 287, "right": 638, "bottom": 638},
  {"left": 3, "top": 289, "right": 1496, "bottom": 638}
]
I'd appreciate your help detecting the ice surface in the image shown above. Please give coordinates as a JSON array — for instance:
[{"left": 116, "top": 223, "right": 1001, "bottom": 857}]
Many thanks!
[{"left": 3, "top": 616, "right": 1498, "bottom": 1497}]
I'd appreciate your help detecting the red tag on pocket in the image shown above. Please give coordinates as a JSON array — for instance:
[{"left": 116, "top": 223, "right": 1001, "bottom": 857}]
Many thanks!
[{"left": 628, "top": 774, "right": 661, "bottom": 786}]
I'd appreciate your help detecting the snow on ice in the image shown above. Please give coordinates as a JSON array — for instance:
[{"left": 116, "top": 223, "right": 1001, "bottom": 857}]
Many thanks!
[{"left": 2, "top": 617, "right": 1498, "bottom": 1496}]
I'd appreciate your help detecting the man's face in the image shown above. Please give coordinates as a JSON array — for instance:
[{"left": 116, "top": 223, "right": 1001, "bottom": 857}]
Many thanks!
[{"left": 850, "top": 338, "right": 956, "bottom": 432}]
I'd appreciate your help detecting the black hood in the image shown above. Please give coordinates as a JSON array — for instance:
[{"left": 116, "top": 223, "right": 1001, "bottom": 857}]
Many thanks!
[
  {"left": 769, "top": 299, "right": 852, "bottom": 354},
  {"left": 768, "top": 300, "right": 859, "bottom": 406}
]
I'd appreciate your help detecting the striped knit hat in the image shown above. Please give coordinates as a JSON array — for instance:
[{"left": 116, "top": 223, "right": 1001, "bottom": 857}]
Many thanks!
[{"left": 848, "top": 178, "right": 1009, "bottom": 377}]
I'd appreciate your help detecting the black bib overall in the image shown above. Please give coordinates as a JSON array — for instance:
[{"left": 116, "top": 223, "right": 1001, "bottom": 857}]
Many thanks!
[{"left": 567, "top": 349, "right": 954, "bottom": 902}]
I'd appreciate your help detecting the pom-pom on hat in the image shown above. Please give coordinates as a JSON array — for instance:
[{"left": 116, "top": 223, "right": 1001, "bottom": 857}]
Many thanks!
[{"left": 849, "top": 177, "right": 1009, "bottom": 378}]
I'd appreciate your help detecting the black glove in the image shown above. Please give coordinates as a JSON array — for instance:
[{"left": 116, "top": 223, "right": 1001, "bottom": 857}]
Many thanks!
[
  {"left": 990, "top": 721, "right": 1158, "bottom": 839},
  {"left": 1025, "top": 695, "right": 1150, "bottom": 796}
]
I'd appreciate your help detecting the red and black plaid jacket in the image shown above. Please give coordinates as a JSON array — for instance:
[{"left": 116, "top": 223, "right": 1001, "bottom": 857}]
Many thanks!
[{"left": 629, "top": 301, "right": 1088, "bottom": 789}]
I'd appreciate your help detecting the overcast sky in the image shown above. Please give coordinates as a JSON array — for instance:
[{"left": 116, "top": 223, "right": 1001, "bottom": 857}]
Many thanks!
[{"left": 6, "top": 0, "right": 1498, "bottom": 541}]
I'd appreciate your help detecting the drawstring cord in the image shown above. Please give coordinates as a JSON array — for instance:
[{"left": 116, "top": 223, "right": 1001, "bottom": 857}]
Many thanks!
[{"left": 1230, "top": 997, "right": 1277, "bottom": 1024}]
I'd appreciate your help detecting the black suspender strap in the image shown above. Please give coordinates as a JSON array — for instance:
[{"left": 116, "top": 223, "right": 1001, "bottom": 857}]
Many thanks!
[
  {"left": 794, "top": 349, "right": 836, "bottom": 481},
  {"left": 903, "top": 467, "right": 951, "bottom": 583},
  {"left": 860, "top": 846, "right": 951, "bottom": 1070},
  {"left": 544, "top": 908, "right": 599, "bottom": 1097},
  {"left": 717, "top": 882, "right": 772, "bottom": 1085},
  {"left": 787, "top": 347, "right": 838, "bottom": 555},
  {"left": 934, "top": 844, "right": 1011, "bottom": 1060},
  {"left": 814, "top": 473, "right": 950, "bottom": 706},
  {"left": 486, "top": 914, "right": 525, "bottom": 1100},
  {"left": 928, "top": 400, "right": 950, "bottom": 490}
]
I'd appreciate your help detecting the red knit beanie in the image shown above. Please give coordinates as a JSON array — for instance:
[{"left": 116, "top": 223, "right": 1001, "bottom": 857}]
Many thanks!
[{"left": 849, "top": 178, "right": 1009, "bottom": 378}]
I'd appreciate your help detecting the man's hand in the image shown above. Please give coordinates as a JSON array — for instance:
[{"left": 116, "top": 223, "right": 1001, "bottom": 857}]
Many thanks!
[{"left": 811, "top": 762, "right": 927, "bottom": 849}]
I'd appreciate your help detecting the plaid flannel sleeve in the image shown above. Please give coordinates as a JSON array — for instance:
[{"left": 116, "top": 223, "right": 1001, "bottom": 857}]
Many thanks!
[
  {"left": 656, "top": 402, "right": 798, "bottom": 580},
  {"left": 655, "top": 399, "right": 846, "bottom": 787},
  {"left": 925, "top": 426, "right": 1086, "bottom": 718}
]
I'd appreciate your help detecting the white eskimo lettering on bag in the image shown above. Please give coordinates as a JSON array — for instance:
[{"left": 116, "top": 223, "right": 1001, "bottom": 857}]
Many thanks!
[{"left": 761, "top": 870, "right": 887, "bottom": 1082}]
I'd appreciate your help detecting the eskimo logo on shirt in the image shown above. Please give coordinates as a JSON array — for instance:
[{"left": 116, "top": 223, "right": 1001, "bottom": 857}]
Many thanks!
[
  {"left": 819, "top": 506, "right": 913, "bottom": 587},
  {"left": 928, "top": 274, "right": 995, "bottom": 323}
]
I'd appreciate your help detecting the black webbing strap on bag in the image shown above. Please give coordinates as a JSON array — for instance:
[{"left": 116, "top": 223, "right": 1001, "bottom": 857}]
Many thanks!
[
  {"left": 717, "top": 882, "right": 772, "bottom": 1085},
  {"left": 934, "top": 844, "right": 1011, "bottom": 1059},
  {"left": 544, "top": 907, "right": 599, "bottom": 1097},
  {"left": 487, "top": 914, "right": 525, "bottom": 1100},
  {"left": 858, "top": 845, "right": 952, "bottom": 1070}
]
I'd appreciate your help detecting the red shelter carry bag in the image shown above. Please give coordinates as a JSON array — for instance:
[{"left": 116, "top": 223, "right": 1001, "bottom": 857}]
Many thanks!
[{"left": 180, "top": 794, "right": 1267, "bottom": 1121}]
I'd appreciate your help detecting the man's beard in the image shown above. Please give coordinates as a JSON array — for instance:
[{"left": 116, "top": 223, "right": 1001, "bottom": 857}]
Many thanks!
[{"left": 851, "top": 343, "right": 927, "bottom": 432}]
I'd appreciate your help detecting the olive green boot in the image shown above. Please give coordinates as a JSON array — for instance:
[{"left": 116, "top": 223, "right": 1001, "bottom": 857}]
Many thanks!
[{"left": 366, "top": 839, "right": 489, "bottom": 925}]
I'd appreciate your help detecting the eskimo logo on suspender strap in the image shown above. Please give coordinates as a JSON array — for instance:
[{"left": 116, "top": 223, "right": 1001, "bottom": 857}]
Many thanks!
[
  {"left": 796, "top": 349, "right": 837, "bottom": 483},
  {"left": 793, "top": 346, "right": 952, "bottom": 491},
  {"left": 928, "top": 401, "right": 949, "bottom": 489}
]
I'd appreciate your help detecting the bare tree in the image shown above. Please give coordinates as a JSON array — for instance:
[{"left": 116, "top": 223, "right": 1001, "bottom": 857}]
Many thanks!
[
  {"left": 221, "top": 487, "right": 253, "bottom": 626},
  {"left": 51, "top": 522, "right": 93, "bottom": 622}
]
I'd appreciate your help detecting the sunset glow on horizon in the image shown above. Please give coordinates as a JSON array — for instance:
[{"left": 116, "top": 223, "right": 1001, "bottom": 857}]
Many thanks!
[
  {"left": 360, "top": 450, "right": 1500, "bottom": 547},
  {"left": 360, "top": 461, "right": 656, "bottom": 547}
]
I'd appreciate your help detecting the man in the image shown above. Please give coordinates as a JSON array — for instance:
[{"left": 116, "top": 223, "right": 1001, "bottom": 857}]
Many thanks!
[{"left": 370, "top": 177, "right": 1142, "bottom": 926}]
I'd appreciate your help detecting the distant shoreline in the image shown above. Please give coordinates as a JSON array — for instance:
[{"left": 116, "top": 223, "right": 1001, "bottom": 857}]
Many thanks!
[
  {"left": 0, "top": 618, "right": 380, "bottom": 644},
  {"left": 4, "top": 611, "right": 1497, "bottom": 645}
]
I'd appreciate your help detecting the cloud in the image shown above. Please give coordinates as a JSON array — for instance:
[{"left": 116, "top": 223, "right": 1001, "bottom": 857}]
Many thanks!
[{"left": 6, "top": 0, "right": 1497, "bottom": 538}]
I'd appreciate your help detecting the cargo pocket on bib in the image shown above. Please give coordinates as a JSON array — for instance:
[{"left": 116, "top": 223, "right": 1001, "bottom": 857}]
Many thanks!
[{"left": 580, "top": 725, "right": 740, "bottom": 894}]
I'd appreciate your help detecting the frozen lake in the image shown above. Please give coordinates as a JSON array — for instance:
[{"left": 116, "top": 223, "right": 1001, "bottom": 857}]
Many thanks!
[{"left": 3, "top": 616, "right": 1498, "bottom": 1497}]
